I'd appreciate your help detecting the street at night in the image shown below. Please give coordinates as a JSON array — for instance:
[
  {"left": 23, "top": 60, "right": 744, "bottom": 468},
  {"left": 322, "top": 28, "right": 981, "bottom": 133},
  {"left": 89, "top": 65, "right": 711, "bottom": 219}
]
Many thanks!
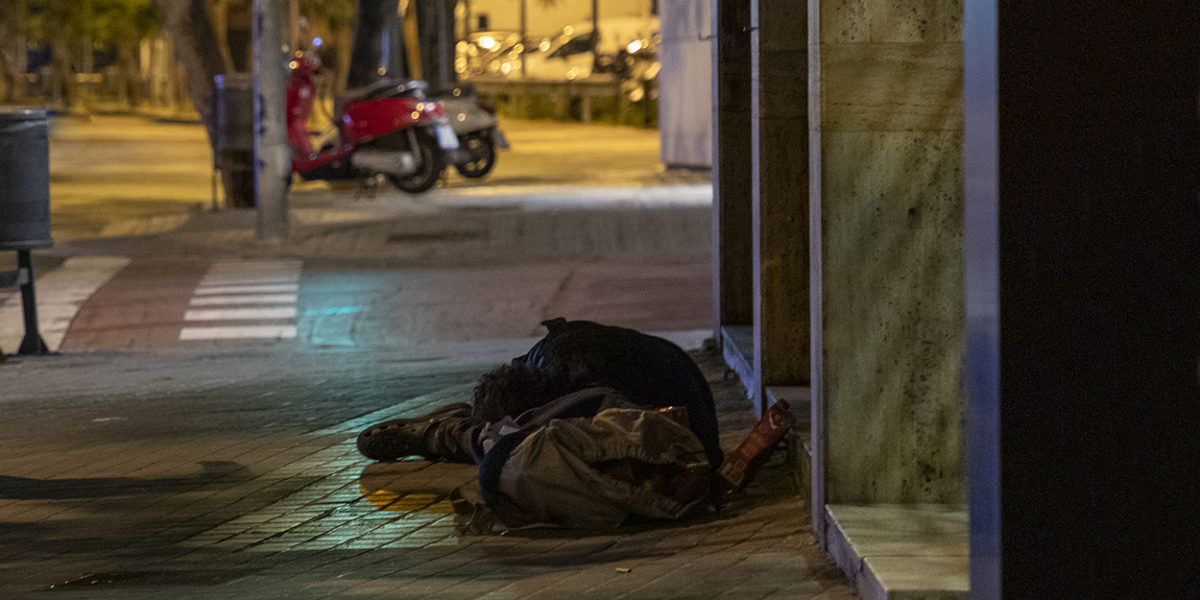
[
  {"left": 0, "top": 115, "right": 857, "bottom": 599},
  {"left": 6, "top": 0, "right": 1193, "bottom": 596}
]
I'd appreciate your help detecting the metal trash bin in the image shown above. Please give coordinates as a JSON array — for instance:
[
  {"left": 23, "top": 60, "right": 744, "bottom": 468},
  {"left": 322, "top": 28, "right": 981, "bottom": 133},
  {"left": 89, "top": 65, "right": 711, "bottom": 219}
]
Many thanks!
[
  {"left": 0, "top": 107, "right": 51, "bottom": 358},
  {"left": 213, "top": 73, "right": 256, "bottom": 208},
  {"left": 0, "top": 108, "right": 52, "bottom": 251}
]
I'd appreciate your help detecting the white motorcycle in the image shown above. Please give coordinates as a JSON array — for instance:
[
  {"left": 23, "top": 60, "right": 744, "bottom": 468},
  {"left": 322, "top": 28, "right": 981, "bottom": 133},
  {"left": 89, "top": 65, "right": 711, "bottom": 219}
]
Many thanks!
[{"left": 436, "top": 85, "right": 509, "bottom": 179}]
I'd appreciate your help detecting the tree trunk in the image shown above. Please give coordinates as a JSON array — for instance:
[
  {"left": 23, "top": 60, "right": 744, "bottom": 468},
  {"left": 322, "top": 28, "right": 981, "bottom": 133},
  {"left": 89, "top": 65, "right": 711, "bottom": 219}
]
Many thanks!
[
  {"left": 0, "top": 0, "right": 27, "bottom": 102},
  {"left": 49, "top": 40, "right": 74, "bottom": 109},
  {"left": 150, "top": 0, "right": 232, "bottom": 143},
  {"left": 333, "top": 26, "right": 353, "bottom": 95},
  {"left": 210, "top": 0, "right": 237, "bottom": 77},
  {"left": 117, "top": 43, "right": 140, "bottom": 107},
  {"left": 0, "top": 45, "right": 17, "bottom": 102},
  {"left": 347, "top": 0, "right": 399, "bottom": 89}
]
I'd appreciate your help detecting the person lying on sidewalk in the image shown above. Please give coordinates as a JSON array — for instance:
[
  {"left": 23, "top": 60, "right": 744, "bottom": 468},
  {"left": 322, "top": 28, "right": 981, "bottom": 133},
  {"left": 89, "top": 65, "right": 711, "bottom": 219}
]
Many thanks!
[
  {"left": 355, "top": 318, "right": 723, "bottom": 529},
  {"left": 356, "top": 317, "right": 723, "bottom": 469}
]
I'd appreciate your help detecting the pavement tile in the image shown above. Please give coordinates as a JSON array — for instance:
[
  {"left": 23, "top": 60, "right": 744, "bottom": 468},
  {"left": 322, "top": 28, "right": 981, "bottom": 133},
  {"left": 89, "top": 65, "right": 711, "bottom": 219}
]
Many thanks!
[{"left": 0, "top": 344, "right": 859, "bottom": 599}]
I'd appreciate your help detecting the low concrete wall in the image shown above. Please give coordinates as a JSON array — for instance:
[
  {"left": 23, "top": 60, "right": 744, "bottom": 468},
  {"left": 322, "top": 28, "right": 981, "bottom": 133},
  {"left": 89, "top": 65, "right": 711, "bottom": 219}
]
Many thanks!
[{"left": 471, "top": 77, "right": 657, "bottom": 127}]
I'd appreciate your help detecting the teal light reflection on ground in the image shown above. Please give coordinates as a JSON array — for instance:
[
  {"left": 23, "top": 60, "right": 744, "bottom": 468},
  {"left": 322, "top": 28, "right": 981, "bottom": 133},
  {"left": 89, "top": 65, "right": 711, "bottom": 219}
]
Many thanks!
[{"left": 301, "top": 306, "right": 363, "bottom": 317}]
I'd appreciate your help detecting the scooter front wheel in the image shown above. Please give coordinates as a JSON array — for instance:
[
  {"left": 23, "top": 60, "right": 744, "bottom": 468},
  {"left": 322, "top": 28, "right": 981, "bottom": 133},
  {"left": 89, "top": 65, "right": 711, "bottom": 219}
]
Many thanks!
[
  {"left": 389, "top": 129, "right": 446, "bottom": 194},
  {"left": 453, "top": 132, "right": 497, "bottom": 179}
]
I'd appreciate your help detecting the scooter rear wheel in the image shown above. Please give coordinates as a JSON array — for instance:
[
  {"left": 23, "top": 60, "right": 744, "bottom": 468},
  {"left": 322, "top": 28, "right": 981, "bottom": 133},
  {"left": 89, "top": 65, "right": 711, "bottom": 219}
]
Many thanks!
[
  {"left": 389, "top": 129, "right": 445, "bottom": 194},
  {"left": 454, "top": 132, "right": 497, "bottom": 179}
]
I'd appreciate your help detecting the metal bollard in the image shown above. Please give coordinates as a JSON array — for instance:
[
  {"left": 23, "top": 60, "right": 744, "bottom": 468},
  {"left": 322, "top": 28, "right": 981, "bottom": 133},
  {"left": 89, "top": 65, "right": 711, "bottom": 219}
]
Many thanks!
[{"left": 0, "top": 107, "right": 53, "bottom": 358}]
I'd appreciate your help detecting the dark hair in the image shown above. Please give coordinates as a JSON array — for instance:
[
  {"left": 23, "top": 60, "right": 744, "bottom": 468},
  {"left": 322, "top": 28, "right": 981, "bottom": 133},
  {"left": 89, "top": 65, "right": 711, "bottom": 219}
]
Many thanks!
[{"left": 470, "top": 362, "right": 571, "bottom": 426}]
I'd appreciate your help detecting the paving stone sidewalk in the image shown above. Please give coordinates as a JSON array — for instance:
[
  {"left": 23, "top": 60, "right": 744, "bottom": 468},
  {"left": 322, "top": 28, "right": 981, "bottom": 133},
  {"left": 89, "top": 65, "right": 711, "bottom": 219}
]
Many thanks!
[
  {"left": 0, "top": 342, "right": 857, "bottom": 599},
  {"left": 48, "top": 188, "right": 713, "bottom": 267}
]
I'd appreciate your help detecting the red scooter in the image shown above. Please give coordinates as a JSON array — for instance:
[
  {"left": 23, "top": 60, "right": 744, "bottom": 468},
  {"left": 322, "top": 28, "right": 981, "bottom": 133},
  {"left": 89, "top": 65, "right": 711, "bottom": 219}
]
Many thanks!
[{"left": 286, "top": 50, "right": 460, "bottom": 193}]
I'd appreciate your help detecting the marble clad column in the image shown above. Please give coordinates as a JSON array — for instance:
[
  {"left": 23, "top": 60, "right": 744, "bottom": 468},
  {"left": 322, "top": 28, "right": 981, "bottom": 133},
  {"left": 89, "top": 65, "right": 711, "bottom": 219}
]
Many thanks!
[
  {"left": 810, "top": 0, "right": 966, "bottom": 524},
  {"left": 712, "top": 0, "right": 754, "bottom": 338},
  {"left": 965, "top": 2, "right": 1200, "bottom": 597},
  {"left": 751, "top": 0, "right": 811, "bottom": 411}
]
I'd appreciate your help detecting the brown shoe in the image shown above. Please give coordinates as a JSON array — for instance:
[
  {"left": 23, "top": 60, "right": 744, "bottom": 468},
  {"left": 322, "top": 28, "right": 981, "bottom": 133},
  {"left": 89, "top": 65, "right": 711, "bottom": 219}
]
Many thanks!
[{"left": 356, "top": 403, "right": 472, "bottom": 462}]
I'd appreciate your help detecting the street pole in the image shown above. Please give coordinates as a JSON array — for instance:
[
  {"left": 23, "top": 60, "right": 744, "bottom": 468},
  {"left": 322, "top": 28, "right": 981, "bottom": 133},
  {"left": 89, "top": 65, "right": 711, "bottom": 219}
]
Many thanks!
[
  {"left": 591, "top": 0, "right": 599, "bottom": 68},
  {"left": 437, "top": 0, "right": 452, "bottom": 89},
  {"left": 519, "top": 0, "right": 526, "bottom": 77},
  {"left": 385, "top": 0, "right": 404, "bottom": 78},
  {"left": 463, "top": 0, "right": 472, "bottom": 38},
  {"left": 82, "top": 0, "right": 94, "bottom": 110},
  {"left": 289, "top": 0, "right": 301, "bottom": 50},
  {"left": 252, "top": 0, "right": 290, "bottom": 241}
]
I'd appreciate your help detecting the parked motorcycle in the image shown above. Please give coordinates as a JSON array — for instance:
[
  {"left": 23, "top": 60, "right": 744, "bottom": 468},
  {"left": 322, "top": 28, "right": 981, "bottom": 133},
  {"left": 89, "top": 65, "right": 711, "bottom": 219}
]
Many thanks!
[
  {"left": 433, "top": 84, "right": 509, "bottom": 179},
  {"left": 285, "top": 50, "right": 459, "bottom": 193}
]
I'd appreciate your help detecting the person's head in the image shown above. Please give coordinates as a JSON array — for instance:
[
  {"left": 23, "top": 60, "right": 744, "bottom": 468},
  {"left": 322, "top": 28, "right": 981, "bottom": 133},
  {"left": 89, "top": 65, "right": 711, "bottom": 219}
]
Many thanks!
[{"left": 470, "top": 362, "right": 569, "bottom": 425}]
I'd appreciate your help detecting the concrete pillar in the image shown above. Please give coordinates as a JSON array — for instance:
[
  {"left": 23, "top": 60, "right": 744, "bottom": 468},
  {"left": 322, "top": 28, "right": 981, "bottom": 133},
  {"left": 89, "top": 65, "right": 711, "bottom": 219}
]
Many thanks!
[
  {"left": 252, "top": 0, "right": 290, "bottom": 241},
  {"left": 417, "top": 0, "right": 456, "bottom": 92},
  {"left": 809, "top": 0, "right": 966, "bottom": 530},
  {"left": 750, "top": 0, "right": 810, "bottom": 413},
  {"left": 965, "top": 2, "right": 1200, "bottom": 597},
  {"left": 712, "top": 0, "right": 754, "bottom": 342}
]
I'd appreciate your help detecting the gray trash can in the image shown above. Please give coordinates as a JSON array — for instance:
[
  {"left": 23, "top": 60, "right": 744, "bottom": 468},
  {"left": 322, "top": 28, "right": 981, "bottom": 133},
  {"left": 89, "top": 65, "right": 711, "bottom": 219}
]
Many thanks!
[
  {"left": 0, "top": 107, "right": 51, "bottom": 357},
  {"left": 213, "top": 73, "right": 256, "bottom": 208},
  {"left": 0, "top": 108, "right": 51, "bottom": 250}
]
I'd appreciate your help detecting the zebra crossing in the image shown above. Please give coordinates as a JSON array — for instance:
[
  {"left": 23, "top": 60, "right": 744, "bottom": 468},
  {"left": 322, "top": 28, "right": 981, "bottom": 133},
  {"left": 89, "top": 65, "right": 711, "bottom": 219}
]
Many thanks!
[{"left": 179, "top": 260, "right": 301, "bottom": 342}]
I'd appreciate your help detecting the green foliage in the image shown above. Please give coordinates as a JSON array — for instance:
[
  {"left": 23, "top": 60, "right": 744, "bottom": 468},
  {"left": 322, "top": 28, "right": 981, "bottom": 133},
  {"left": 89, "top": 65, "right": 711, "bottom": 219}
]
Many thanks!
[
  {"left": 17, "top": 0, "right": 158, "bottom": 48},
  {"left": 300, "top": 0, "right": 356, "bottom": 30},
  {"left": 92, "top": 0, "right": 159, "bottom": 44}
]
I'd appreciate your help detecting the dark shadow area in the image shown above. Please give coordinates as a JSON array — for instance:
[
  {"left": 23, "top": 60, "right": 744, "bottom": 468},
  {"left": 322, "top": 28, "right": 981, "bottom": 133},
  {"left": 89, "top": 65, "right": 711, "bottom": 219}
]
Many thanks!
[
  {"left": 47, "top": 568, "right": 259, "bottom": 591},
  {"left": 0, "top": 460, "right": 248, "bottom": 500},
  {"left": 0, "top": 467, "right": 329, "bottom": 559}
]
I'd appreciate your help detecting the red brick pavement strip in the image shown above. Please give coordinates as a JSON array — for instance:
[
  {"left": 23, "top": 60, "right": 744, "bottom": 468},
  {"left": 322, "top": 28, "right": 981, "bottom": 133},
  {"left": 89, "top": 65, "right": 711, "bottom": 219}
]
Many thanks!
[
  {"left": 43, "top": 255, "right": 710, "bottom": 353},
  {"left": 61, "top": 259, "right": 208, "bottom": 350},
  {"left": 0, "top": 349, "right": 858, "bottom": 600}
]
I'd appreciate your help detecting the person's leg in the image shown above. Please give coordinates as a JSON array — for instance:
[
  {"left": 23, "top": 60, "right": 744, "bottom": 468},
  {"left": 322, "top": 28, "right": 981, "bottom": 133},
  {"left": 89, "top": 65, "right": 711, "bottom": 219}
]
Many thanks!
[{"left": 356, "top": 403, "right": 476, "bottom": 463}]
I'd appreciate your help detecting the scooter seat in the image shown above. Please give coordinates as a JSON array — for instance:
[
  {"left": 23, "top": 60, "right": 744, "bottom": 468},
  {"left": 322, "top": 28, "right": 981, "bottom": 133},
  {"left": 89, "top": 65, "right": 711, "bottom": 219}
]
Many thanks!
[{"left": 343, "top": 78, "right": 428, "bottom": 104}]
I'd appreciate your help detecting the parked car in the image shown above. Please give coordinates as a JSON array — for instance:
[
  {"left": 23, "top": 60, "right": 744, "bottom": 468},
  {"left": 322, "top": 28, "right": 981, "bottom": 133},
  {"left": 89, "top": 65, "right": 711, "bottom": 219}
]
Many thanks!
[
  {"left": 456, "top": 31, "right": 525, "bottom": 78},
  {"left": 503, "top": 18, "right": 660, "bottom": 81}
]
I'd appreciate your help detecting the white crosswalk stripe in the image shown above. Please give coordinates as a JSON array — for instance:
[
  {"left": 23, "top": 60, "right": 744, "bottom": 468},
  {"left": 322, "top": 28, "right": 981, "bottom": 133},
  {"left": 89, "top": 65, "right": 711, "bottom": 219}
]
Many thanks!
[
  {"left": 189, "top": 294, "right": 298, "bottom": 306},
  {"left": 199, "top": 273, "right": 300, "bottom": 285},
  {"left": 184, "top": 307, "right": 298, "bottom": 321},
  {"left": 194, "top": 283, "right": 300, "bottom": 295},
  {"left": 179, "top": 260, "right": 301, "bottom": 341},
  {"left": 179, "top": 325, "right": 298, "bottom": 341}
]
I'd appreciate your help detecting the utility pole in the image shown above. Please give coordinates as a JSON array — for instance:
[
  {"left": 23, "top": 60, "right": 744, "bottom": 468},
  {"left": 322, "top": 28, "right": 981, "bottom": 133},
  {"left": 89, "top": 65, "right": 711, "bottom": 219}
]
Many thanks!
[
  {"left": 252, "top": 0, "right": 290, "bottom": 241},
  {"left": 348, "top": 0, "right": 398, "bottom": 88},
  {"left": 82, "top": 0, "right": 95, "bottom": 109},
  {"left": 289, "top": 0, "right": 300, "bottom": 50},
  {"left": 415, "top": 0, "right": 454, "bottom": 91},
  {"left": 519, "top": 0, "right": 526, "bottom": 76},
  {"left": 463, "top": 0, "right": 472, "bottom": 38},
  {"left": 384, "top": 0, "right": 405, "bottom": 78},
  {"left": 436, "top": 0, "right": 452, "bottom": 89}
]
